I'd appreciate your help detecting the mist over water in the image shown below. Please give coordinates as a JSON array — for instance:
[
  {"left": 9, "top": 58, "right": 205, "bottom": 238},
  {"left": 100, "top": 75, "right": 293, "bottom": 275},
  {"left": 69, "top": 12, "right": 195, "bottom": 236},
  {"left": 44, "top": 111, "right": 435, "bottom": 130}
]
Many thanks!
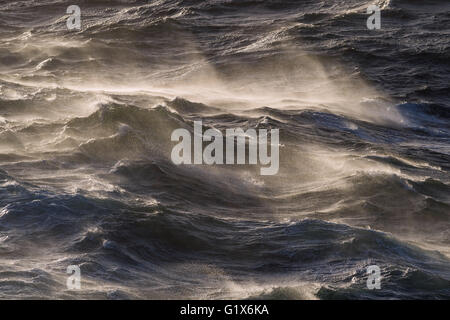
[{"left": 0, "top": 0, "right": 449, "bottom": 299}]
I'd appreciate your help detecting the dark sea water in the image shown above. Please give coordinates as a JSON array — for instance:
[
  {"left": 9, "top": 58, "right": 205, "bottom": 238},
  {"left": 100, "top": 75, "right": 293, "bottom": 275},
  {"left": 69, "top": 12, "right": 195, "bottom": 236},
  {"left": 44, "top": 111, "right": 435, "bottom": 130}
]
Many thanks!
[{"left": 0, "top": 0, "right": 449, "bottom": 299}]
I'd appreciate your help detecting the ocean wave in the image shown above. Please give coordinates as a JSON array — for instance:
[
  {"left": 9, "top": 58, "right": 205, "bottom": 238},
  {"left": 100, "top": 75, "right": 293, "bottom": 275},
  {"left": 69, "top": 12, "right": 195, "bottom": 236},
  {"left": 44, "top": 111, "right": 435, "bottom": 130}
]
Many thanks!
[{"left": 0, "top": 0, "right": 449, "bottom": 299}]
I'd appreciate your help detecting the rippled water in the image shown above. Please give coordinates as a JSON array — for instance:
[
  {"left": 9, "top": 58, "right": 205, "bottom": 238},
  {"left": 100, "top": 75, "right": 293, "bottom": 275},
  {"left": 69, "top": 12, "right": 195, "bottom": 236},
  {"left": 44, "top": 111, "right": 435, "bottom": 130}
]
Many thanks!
[{"left": 0, "top": 0, "right": 449, "bottom": 299}]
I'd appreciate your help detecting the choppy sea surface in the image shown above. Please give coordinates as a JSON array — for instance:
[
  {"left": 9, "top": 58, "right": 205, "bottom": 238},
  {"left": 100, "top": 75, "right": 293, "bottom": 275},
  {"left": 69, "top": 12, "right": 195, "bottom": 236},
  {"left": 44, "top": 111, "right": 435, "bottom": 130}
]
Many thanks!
[{"left": 0, "top": 0, "right": 449, "bottom": 299}]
